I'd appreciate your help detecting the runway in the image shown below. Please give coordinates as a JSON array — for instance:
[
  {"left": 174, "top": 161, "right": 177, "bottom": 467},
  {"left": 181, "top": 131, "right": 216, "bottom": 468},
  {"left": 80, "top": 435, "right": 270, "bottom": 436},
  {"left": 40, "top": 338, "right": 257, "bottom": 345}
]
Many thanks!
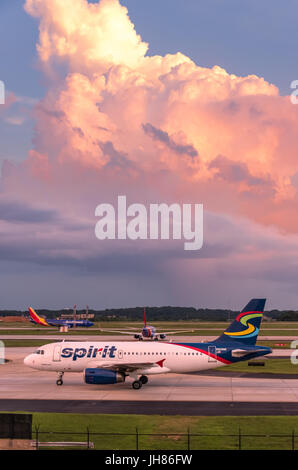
[
  {"left": 1, "top": 348, "right": 298, "bottom": 416},
  {"left": 2, "top": 399, "right": 298, "bottom": 416}
]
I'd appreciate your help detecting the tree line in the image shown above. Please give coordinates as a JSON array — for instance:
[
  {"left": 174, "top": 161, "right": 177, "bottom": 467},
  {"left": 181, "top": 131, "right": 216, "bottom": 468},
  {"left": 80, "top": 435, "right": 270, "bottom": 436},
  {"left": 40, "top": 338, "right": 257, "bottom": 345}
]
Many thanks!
[{"left": 1, "top": 307, "right": 298, "bottom": 321}]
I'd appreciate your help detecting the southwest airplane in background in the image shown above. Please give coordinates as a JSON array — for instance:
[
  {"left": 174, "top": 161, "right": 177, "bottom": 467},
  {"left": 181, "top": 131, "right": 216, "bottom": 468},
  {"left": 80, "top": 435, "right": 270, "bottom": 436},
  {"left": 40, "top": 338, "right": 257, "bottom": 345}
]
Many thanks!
[
  {"left": 24, "top": 299, "right": 271, "bottom": 389},
  {"left": 101, "top": 308, "right": 194, "bottom": 340},
  {"left": 28, "top": 307, "right": 94, "bottom": 329}
]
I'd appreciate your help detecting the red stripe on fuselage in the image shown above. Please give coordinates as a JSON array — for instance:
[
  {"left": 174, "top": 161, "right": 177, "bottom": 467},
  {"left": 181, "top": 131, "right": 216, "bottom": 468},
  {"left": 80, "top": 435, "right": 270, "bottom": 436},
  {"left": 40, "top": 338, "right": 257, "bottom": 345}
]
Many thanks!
[{"left": 167, "top": 343, "right": 232, "bottom": 364}]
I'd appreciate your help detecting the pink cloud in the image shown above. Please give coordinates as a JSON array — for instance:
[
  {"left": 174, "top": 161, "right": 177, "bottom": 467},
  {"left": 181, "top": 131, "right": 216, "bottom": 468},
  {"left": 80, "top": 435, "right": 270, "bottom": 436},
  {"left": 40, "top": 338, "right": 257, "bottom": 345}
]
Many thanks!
[{"left": 1, "top": 1, "right": 290, "bottom": 222}]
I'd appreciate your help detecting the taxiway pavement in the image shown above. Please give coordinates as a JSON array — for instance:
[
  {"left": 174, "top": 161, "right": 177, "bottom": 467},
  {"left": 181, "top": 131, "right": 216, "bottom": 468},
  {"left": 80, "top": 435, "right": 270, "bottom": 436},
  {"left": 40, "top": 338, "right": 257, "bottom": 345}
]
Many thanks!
[{"left": 0, "top": 348, "right": 298, "bottom": 406}]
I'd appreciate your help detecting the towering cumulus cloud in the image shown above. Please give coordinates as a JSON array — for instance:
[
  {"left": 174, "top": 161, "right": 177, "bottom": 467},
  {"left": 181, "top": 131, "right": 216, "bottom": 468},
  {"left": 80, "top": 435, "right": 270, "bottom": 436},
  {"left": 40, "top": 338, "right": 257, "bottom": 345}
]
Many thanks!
[
  {"left": 1, "top": 0, "right": 298, "bottom": 307},
  {"left": 21, "top": 0, "right": 298, "bottom": 218}
]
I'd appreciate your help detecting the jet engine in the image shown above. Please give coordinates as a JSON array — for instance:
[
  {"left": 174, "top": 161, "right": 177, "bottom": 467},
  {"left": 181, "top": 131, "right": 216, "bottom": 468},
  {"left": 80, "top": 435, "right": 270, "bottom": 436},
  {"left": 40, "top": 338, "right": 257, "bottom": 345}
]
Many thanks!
[{"left": 84, "top": 368, "right": 125, "bottom": 384}]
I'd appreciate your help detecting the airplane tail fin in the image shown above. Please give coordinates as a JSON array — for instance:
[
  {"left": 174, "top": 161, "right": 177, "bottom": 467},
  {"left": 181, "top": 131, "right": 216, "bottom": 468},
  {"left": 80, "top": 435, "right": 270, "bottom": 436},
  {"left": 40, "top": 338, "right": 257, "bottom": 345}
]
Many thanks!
[
  {"left": 215, "top": 299, "right": 266, "bottom": 346},
  {"left": 28, "top": 307, "right": 49, "bottom": 326},
  {"left": 144, "top": 308, "right": 147, "bottom": 327}
]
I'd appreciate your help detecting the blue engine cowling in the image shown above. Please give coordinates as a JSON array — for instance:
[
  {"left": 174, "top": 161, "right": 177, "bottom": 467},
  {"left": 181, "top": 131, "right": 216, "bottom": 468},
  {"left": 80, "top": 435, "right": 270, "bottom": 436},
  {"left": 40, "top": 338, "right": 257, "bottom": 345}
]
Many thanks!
[{"left": 84, "top": 368, "right": 125, "bottom": 385}]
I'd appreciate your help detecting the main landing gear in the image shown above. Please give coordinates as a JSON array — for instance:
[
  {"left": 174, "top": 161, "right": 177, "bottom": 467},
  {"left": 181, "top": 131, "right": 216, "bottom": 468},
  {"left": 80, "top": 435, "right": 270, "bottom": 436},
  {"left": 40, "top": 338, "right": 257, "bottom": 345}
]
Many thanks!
[
  {"left": 56, "top": 371, "right": 64, "bottom": 386},
  {"left": 132, "top": 375, "right": 148, "bottom": 390}
]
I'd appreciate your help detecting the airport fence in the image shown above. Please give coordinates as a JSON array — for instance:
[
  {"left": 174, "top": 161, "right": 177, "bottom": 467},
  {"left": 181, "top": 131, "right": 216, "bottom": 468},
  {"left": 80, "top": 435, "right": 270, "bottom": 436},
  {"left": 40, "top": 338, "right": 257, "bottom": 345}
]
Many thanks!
[{"left": 32, "top": 426, "right": 298, "bottom": 450}]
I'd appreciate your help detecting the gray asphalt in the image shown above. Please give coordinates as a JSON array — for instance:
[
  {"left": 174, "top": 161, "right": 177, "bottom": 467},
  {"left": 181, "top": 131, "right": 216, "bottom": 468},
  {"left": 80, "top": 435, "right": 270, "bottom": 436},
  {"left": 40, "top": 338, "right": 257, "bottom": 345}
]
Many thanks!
[
  {"left": 2, "top": 347, "right": 298, "bottom": 416},
  {"left": 1, "top": 399, "right": 298, "bottom": 416}
]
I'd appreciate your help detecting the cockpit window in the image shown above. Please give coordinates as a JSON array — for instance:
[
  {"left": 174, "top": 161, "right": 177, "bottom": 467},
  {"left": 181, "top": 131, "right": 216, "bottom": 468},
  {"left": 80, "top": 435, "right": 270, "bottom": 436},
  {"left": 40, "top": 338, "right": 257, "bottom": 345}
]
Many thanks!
[{"left": 35, "top": 349, "right": 45, "bottom": 355}]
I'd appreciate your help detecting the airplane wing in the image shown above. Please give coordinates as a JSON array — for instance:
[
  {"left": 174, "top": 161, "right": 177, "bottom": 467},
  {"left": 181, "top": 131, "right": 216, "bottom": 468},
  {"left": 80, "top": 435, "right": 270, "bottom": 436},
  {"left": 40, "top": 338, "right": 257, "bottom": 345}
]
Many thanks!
[
  {"left": 97, "top": 329, "right": 140, "bottom": 335},
  {"left": 87, "top": 361, "right": 162, "bottom": 372},
  {"left": 158, "top": 330, "right": 195, "bottom": 335},
  {"left": 119, "top": 327, "right": 143, "bottom": 330},
  {"left": 95, "top": 328, "right": 196, "bottom": 337}
]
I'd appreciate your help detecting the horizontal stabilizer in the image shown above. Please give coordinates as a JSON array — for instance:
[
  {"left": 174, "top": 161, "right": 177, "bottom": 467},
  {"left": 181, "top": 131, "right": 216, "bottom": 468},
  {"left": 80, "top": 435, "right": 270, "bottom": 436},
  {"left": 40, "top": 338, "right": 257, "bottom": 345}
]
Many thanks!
[{"left": 231, "top": 349, "right": 261, "bottom": 358}]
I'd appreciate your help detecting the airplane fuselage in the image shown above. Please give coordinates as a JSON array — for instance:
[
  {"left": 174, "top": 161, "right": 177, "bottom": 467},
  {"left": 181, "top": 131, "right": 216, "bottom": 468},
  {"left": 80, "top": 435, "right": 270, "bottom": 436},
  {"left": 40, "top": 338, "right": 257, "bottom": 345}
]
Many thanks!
[
  {"left": 141, "top": 325, "right": 156, "bottom": 338},
  {"left": 29, "top": 319, "right": 93, "bottom": 328},
  {"left": 24, "top": 340, "right": 271, "bottom": 375}
]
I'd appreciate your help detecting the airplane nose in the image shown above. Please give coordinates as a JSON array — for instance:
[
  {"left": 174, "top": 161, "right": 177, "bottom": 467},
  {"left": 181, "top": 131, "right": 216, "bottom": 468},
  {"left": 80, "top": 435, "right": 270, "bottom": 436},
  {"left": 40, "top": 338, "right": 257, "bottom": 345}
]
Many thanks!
[{"left": 24, "top": 354, "right": 33, "bottom": 366}]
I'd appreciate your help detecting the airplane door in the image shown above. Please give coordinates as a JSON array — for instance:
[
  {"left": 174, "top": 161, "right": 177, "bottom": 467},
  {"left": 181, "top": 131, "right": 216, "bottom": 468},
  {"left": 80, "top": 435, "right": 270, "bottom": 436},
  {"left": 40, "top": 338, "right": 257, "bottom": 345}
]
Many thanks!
[
  {"left": 118, "top": 350, "right": 123, "bottom": 359},
  {"left": 53, "top": 345, "right": 61, "bottom": 362},
  {"left": 208, "top": 346, "right": 217, "bottom": 362}
]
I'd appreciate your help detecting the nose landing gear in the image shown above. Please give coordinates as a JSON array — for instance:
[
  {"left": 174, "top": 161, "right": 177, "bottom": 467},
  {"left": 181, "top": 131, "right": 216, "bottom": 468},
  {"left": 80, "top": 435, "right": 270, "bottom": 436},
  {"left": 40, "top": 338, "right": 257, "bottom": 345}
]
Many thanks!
[{"left": 56, "top": 371, "right": 64, "bottom": 386}]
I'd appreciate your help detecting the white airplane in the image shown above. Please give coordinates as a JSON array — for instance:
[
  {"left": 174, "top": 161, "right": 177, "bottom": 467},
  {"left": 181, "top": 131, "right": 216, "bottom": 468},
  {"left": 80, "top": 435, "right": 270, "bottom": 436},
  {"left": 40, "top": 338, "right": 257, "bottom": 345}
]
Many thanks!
[
  {"left": 24, "top": 299, "right": 271, "bottom": 390},
  {"left": 98, "top": 308, "right": 194, "bottom": 340}
]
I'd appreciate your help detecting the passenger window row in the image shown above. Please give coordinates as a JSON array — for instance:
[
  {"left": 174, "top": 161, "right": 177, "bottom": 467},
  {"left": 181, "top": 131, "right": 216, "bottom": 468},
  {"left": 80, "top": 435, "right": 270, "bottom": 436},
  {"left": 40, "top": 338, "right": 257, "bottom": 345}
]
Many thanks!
[{"left": 123, "top": 351, "right": 201, "bottom": 356}]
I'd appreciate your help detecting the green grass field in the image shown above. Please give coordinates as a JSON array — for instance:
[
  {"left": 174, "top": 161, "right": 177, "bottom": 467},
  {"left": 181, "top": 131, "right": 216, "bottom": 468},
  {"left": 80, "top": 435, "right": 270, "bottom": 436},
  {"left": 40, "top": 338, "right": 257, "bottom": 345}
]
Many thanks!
[
  {"left": 28, "top": 413, "right": 298, "bottom": 450},
  {"left": 220, "top": 358, "right": 298, "bottom": 375},
  {"left": 3, "top": 339, "right": 58, "bottom": 347}
]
